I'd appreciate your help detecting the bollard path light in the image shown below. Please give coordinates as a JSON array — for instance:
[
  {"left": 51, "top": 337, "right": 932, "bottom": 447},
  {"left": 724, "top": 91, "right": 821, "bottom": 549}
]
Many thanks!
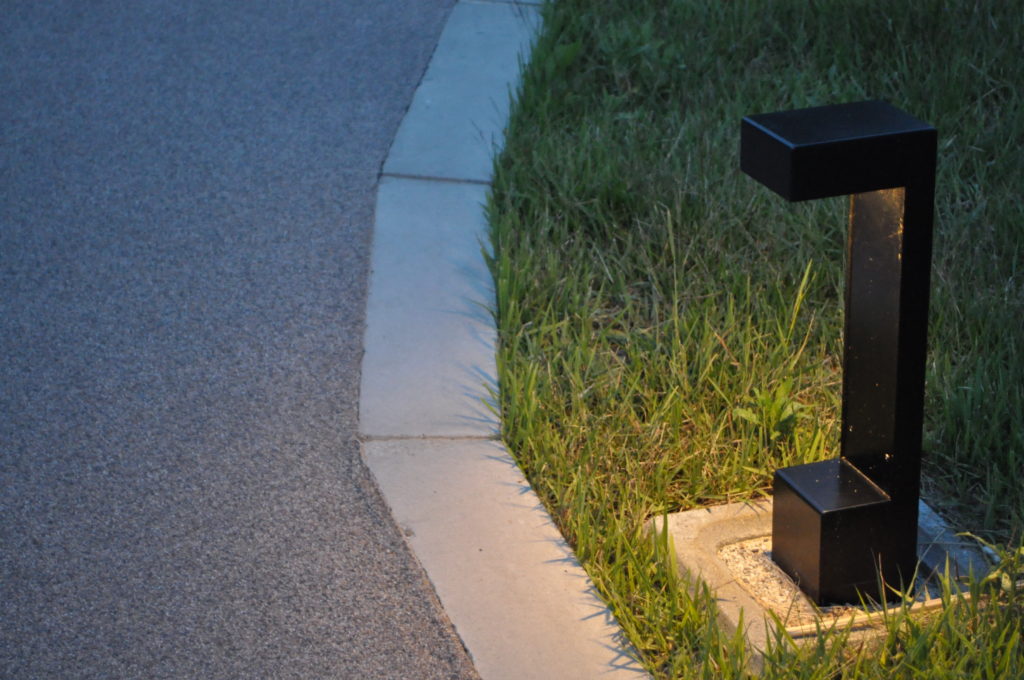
[{"left": 740, "top": 100, "right": 937, "bottom": 605}]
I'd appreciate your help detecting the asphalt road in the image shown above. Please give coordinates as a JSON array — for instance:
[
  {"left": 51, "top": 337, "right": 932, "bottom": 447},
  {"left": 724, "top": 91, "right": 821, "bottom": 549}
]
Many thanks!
[{"left": 1, "top": 1, "right": 479, "bottom": 677}]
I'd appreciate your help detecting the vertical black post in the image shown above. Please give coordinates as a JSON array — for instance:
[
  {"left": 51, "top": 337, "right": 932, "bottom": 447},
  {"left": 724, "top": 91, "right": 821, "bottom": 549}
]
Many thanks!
[{"left": 739, "top": 100, "right": 937, "bottom": 605}]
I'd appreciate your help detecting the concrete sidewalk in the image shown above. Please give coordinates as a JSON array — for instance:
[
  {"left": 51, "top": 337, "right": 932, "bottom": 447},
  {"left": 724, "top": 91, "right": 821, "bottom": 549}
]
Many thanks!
[{"left": 361, "top": 2, "right": 648, "bottom": 678}]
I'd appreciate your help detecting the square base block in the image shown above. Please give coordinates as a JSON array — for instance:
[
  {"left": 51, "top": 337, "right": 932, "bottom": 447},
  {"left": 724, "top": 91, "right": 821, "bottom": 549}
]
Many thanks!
[{"left": 773, "top": 459, "right": 917, "bottom": 605}]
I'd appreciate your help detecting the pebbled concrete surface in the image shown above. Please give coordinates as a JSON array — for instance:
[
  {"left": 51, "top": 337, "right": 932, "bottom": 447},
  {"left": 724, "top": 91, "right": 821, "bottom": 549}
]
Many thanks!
[{"left": 1, "top": 1, "right": 479, "bottom": 678}]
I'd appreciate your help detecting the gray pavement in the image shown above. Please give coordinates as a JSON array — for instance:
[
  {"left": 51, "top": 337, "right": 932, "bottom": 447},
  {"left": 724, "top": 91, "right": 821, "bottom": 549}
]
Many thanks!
[{"left": 1, "top": 1, "right": 479, "bottom": 677}]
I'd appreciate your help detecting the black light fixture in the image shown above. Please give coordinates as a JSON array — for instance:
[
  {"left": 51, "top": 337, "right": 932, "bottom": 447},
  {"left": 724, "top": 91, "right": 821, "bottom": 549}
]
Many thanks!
[{"left": 740, "top": 100, "right": 937, "bottom": 605}]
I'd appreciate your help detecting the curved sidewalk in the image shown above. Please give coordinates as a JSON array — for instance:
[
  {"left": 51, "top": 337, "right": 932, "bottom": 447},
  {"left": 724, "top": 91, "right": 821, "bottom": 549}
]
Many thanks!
[{"left": 360, "top": 2, "right": 649, "bottom": 678}]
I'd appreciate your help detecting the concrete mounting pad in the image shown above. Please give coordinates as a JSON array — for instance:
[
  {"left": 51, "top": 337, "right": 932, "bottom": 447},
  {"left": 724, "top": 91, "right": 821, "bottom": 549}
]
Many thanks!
[
  {"left": 363, "top": 439, "right": 648, "bottom": 680},
  {"left": 360, "top": 177, "right": 498, "bottom": 439},
  {"left": 654, "top": 498, "right": 995, "bottom": 671},
  {"left": 384, "top": 0, "right": 542, "bottom": 182}
]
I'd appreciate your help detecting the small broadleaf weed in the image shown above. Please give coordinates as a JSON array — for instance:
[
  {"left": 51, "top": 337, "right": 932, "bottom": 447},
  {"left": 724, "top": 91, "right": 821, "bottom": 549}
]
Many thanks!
[{"left": 734, "top": 378, "right": 805, "bottom": 447}]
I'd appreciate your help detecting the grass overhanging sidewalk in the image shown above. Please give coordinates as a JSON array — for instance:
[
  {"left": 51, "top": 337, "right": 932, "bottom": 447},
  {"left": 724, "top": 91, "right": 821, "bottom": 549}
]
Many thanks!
[{"left": 487, "top": 1, "right": 1023, "bottom": 677}]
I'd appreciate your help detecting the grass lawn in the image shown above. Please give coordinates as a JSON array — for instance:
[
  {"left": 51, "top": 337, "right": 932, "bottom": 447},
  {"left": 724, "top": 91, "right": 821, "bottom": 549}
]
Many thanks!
[{"left": 488, "top": 1, "right": 1023, "bottom": 677}]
